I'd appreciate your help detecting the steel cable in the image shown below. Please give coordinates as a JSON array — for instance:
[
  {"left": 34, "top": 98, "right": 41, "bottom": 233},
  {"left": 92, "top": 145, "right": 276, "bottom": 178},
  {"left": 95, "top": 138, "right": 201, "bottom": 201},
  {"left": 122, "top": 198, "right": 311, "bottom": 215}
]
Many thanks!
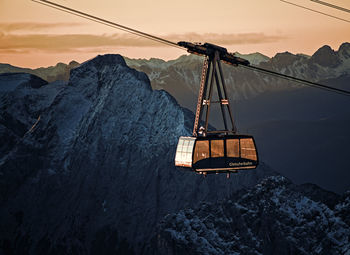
[
  {"left": 311, "top": 0, "right": 350, "bottom": 14},
  {"left": 280, "top": 0, "right": 350, "bottom": 23}
]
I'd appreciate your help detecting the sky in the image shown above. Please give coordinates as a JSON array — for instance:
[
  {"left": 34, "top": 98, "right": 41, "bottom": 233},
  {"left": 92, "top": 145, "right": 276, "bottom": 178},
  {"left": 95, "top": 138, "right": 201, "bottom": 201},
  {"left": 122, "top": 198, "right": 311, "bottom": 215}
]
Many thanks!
[{"left": 0, "top": 0, "right": 349, "bottom": 68}]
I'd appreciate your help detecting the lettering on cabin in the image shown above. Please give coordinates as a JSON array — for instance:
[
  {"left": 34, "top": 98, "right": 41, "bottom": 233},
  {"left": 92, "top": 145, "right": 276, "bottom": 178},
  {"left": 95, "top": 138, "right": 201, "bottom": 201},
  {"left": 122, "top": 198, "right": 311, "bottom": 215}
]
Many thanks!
[{"left": 229, "top": 162, "right": 253, "bottom": 167}]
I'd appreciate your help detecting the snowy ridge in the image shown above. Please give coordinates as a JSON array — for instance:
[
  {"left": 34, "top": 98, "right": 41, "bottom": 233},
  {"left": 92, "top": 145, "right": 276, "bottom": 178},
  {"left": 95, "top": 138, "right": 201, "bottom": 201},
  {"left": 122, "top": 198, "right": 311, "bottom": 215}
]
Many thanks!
[{"left": 153, "top": 176, "right": 350, "bottom": 254}]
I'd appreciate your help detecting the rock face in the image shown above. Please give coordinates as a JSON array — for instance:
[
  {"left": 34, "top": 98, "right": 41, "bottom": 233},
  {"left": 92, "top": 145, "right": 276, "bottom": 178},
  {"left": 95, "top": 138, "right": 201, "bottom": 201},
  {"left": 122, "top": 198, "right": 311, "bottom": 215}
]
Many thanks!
[
  {"left": 0, "top": 55, "right": 274, "bottom": 254},
  {"left": 0, "top": 73, "right": 62, "bottom": 200},
  {"left": 310, "top": 45, "right": 341, "bottom": 68},
  {"left": 153, "top": 176, "right": 350, "bottom": 255}
]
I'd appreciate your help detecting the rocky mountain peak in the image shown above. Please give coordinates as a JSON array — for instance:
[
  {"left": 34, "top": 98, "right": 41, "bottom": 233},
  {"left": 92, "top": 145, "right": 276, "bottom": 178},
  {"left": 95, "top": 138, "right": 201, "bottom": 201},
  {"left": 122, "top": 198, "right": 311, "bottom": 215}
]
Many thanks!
[
  {"left": 69, "top": 54, "right": 151, "bottom": 100},
  {"left": 80, "top": 54, "right": 127, "bottom": 69},
  {"left": 68, "top": 60, "right": 80, "bottom": 68},
  {"left": 55, "top": 62, "right": 67, "bottom": 69},
  {"left": 310, "top": 44, "right": 341, "bottom": 68},
  {"left": 338, "top": 42, "right": 350, "bottom": 59},
  {"left": 269, "top": 51, "right": 301, "bottom": 67}
]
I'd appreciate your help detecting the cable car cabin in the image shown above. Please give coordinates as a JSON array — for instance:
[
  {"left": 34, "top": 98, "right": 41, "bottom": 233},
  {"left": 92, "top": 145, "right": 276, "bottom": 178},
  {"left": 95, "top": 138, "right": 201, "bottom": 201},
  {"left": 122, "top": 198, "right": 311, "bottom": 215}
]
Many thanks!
[{"left": 175, "top": 135, "right": 258, "bottom": 174}]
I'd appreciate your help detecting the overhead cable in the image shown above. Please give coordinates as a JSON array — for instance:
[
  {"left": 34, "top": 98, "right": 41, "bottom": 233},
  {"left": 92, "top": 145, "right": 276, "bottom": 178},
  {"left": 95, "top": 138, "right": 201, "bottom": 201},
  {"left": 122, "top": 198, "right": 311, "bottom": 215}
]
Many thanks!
[
  {"left": 280, "top": 0, "right": 350, "bottom": 23},
  {"left": 311, "top": 0, "right": 350, "bottom": 14}
]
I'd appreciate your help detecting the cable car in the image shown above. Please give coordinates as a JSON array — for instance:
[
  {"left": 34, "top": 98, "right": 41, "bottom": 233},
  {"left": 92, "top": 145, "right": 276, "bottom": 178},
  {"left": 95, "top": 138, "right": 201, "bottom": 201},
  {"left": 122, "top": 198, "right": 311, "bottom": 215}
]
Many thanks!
[
  {"left": 174, "top": 43, "right": 259, "bottom": 176},
  {"left": 175, "top": 135, "right": 258, "bottom": 173}
]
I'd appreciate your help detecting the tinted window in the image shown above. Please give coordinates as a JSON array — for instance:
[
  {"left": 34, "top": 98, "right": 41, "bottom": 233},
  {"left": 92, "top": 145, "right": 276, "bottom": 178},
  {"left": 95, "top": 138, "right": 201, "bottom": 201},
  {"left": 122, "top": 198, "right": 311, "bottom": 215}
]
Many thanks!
[
  {"left": 193, "top": 140, "right": 209, "bottom": 163},
  {"left": 226, "top": 139, "right": 239, "bottom": 157},
  {"left": 211, "top": 139, "right": 224, "bottom": 158},
  {"left": 240, "top": 138, "right": 257, "bottom": 161}
]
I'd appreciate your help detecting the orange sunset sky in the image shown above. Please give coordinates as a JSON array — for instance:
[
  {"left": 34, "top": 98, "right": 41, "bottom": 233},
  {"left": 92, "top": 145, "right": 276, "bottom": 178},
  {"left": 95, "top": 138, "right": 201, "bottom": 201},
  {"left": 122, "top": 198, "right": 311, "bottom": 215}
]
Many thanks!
[{"left": 0, "top": 0, "right": 349, "bottom": 68}]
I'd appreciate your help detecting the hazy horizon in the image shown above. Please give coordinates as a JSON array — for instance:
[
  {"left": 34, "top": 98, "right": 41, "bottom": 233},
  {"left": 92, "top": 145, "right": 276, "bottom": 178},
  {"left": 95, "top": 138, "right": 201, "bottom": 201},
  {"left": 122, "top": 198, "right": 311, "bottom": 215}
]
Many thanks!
[
  {"left": 1, "top": 0, "right": 349, "bottom": 68},
  {"left": 2, "top": 40, "right": 349, "bottom": 69}
]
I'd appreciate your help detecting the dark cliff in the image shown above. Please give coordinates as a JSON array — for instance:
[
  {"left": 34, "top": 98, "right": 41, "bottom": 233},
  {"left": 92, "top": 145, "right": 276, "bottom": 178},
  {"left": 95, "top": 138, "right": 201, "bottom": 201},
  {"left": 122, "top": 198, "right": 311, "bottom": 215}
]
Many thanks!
[{"left": 0, "top": 54, "right": 274, "bottom": 254}]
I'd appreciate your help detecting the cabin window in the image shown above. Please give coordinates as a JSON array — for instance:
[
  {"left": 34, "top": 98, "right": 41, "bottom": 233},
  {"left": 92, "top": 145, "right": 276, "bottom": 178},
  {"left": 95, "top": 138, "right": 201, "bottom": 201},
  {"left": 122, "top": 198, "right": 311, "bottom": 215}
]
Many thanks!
[
  {"left": 193, "top": 140, "right": 209, "bottom": 163},
  {"left": 181, "top": 140, "right": 189, "bottom": 159},
  {"left": 175, "top": 139, "right": 184, "bottom": 163},
  {"left": 240, "top": 138, "right": 257, "bottom": 161},
  {"left": 175, "top": 138, "right": 195, "bottom": 167},
  {"left": 211, "top": 139, "right": 224, "bottom": 158},
  {"left": 226, "top": 139, "right": 239, "bottom": 157}
]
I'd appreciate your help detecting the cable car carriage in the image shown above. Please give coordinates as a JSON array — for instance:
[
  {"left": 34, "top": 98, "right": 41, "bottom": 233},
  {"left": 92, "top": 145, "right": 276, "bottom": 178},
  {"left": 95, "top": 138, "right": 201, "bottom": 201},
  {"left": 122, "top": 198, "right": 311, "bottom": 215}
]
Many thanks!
[
  {"left": 174, "top": 43, "right": 258, "bottom": 176},
  {"left": 175, "top": 135, "right": 258, "bottom": 173}
]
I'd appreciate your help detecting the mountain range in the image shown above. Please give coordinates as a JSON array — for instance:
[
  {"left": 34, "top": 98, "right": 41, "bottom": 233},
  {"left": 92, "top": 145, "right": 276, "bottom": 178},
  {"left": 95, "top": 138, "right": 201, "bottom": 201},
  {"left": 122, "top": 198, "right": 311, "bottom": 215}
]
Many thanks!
[
  {"left": 0, "top": 61, "right": 79, "bottom": 83},
  {"left": 0, "top": 44, "right": 349, "bottom": 254},
  {"left": 1, "top": 43, "right": 349, "bottom": 193},
  {"left": 2, "top": 43, "right": 349, "bottom": 104}
]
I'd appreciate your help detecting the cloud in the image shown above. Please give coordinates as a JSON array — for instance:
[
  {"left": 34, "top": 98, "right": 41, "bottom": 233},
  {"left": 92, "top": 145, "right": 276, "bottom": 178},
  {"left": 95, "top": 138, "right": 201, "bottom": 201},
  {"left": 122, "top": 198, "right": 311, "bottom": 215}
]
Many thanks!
[
  {"left": 0, "top": 22, "right": 83, "bottom": 32},
  {"left": 0, "top": 33, "right": 157, "bottom": 53},
  {"left": 0, "top": 32, "right": 285, "bottom": 54}
]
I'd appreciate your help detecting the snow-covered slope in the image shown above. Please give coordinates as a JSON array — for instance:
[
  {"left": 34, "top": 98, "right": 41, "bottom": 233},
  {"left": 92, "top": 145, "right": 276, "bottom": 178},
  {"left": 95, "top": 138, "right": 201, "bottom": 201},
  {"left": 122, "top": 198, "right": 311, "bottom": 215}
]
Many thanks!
[
  {"left": 153, "top": 176, "right": 350, "bottom": 254},
  {"left": 0, "top": 55, "right": 274, "bottom": 254}
]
